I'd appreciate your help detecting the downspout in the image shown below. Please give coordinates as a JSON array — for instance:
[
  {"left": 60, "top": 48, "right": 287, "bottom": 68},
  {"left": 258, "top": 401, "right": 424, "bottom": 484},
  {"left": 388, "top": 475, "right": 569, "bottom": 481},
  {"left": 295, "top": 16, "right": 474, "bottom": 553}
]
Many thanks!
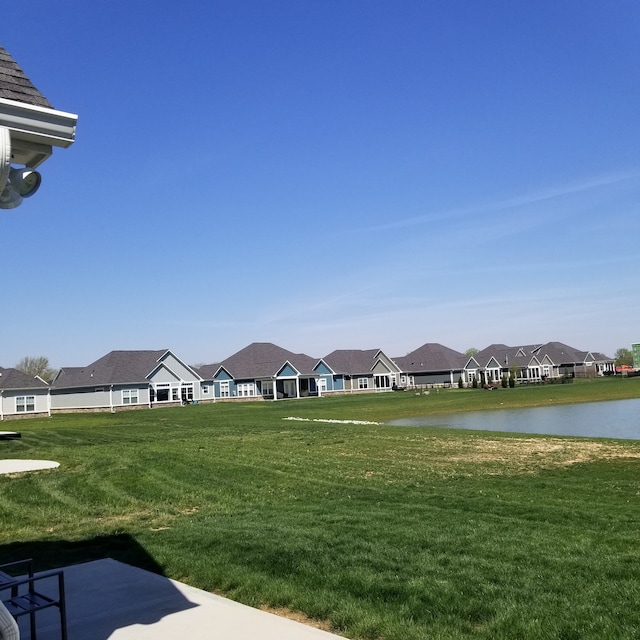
[
  {"left": 0, "top": 389, "right": 3, "bottom": 421},
  {"left": 110, "top": 385, "right": 114, "bottom": 413}
]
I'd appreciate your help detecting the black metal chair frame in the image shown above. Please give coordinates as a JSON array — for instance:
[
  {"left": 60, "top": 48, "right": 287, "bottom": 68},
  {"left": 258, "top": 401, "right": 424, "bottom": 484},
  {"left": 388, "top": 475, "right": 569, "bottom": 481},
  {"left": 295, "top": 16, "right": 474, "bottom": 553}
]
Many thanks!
[{"left": 0, "top": 559, "right": 67, "bottom": 640}]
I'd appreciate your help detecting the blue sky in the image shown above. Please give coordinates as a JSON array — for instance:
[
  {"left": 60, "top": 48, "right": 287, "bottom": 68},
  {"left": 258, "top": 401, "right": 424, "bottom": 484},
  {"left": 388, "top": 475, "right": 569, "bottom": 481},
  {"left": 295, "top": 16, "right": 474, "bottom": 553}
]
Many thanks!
[{"left": 2, "top": 1, "right": 639, "bottom": 368}]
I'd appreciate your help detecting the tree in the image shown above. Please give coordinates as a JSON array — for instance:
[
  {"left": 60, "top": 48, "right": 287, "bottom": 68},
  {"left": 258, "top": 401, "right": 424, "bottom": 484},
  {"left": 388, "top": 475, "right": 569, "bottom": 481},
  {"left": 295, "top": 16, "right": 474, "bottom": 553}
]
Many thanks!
[
  {"left": 15, "top": 356, "right": 57, "bottom": 382},
  {"left": 614, "top": 348, "right": 633, "bottom": 367},
  {"left": 465, "top": 348, "right": 479, "bottom": 356}
]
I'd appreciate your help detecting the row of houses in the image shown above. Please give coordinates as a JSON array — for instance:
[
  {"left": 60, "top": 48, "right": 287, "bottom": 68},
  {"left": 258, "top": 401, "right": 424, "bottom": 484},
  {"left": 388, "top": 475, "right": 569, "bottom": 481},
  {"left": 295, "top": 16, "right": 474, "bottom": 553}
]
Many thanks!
[{"left": 0, "top": 341, "right": 615, "bottom": 420}]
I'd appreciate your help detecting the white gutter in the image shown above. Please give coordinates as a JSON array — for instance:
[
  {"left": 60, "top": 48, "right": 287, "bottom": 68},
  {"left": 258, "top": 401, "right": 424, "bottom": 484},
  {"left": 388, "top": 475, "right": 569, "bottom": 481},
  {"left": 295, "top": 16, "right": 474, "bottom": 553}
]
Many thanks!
[
  {"left": 0, "top": 98, "right": 77, "bottom": 146},
  {"left": 0, "top": 99, "right": 77, "bottom": 168}
]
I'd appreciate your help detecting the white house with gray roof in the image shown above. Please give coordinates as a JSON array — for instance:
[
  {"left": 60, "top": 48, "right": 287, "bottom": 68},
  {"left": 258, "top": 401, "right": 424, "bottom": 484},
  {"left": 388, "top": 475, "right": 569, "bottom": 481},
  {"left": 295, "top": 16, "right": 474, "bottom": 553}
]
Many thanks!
[
  {"left": 468, "top": 341, "right": 614, "bottom": 385},
  {"left": 393, "top": 343, "right": 467, "bottom": 388},
  {"left": 51, "top": 350, "right": 204, "bottom": 412},
  {"left": 0, "top": 367, "right": 50, "bottom": 420},
  {"left": 198, "top": 342, "right": 322, "bottom": 400},
  {"left": 196, "top": 343, "right": 403, "bottom": 400},
  {"left": 320, "top": 348, "right": 402, "bottom": 393}
]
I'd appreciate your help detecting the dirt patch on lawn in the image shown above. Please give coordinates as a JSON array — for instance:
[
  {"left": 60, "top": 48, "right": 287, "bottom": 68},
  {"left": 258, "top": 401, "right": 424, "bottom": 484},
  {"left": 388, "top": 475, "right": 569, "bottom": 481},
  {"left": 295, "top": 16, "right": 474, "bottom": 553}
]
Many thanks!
[
  {"left": 259, "top": 604, "right": 340, "bottom": 635},
  {"left": 447, "top": 437, "right": 640, "bottom": 474}
]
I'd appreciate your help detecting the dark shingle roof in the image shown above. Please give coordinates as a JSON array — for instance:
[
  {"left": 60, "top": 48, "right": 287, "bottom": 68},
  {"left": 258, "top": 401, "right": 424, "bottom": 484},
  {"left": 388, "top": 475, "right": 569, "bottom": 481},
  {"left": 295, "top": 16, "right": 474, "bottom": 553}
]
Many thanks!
[
  {"left": 322, "top": 349, "right": 383, "bottom": 375},
  {"left": 0, "top": 46, "right": 53, "bottom": 108},
  {"left": 53, "top": 350, "right": 169, "bottom": 388},
  {"left": 393, "top": 343, "right": 466, "bottom": 373},
  {"left": 473, "top": 342, "right": 613, "bottom": 367},
  {"left": 195, "top": 363, "right": 220, "bottom": 379},
  {"left": 0, "top": 367, "right": 49, "bottom": 390},
  {"left": 217, "top": 343, "right": 318, "bottom": 379}
]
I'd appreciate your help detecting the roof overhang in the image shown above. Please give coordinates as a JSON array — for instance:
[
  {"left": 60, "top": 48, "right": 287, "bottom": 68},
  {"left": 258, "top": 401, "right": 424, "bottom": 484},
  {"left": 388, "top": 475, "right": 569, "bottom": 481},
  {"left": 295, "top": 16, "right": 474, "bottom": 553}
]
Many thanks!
[{"left": 0, "top": 98, "right": 77, "bottom": 168}]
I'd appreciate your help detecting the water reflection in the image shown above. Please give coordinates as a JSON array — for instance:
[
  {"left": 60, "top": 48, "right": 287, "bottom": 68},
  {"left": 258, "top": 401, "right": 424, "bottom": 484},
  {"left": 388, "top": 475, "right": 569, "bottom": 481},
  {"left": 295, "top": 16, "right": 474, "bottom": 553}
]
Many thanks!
[{"left": 388, "top": 398, "right": 640, "bottom": 440}]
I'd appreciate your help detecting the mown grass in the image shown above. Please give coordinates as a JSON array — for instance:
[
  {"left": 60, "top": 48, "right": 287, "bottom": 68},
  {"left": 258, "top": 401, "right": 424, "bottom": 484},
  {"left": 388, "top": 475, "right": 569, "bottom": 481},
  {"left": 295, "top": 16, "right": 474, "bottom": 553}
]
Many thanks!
[{"left": 1, "top": 378, "right": 639, "bottom": 639}]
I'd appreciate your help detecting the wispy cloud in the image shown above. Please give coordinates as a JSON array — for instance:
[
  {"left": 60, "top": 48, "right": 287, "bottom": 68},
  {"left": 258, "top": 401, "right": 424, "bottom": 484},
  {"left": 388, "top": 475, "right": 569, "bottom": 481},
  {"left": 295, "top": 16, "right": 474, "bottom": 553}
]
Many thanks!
[{"left": 363, "top": 168, "right": 640, "bottom": 233}]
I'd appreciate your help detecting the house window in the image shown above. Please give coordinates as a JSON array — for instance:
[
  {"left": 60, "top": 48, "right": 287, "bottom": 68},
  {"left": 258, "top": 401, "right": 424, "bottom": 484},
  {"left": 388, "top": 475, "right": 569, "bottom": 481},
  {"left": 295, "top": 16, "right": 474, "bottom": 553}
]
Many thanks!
[
  {"left": 172, "top": 387, "right": 179, "bottom": 401},
  {"left": 181, "top": 384, "right": 194, "bottom": 402},
  {"left": 262, "top": 381, "right": 274, "bottom": 397},
  {"left": 219, "top": 381, "right": 230, "bottom": 397},
  {"left": 237, "top": 383, "right": 255, "bottom": 397},
  {"left": 16, "top": 396, "right": 35, "bottom": 412},
  {"left": 375, "top": 375, "right": 390, "bottom": 388},
  {"left": 155, "top": 384, "right": 170, "bottom": 402},
  {"left": 202, "top": 385, "right": 209, "bottom": 394},
  {"left": 122, "top": 389, "right": 139, "bottom": 405},
  {"left": 358, "top": 378, "right": 368, "bottom": 389}
]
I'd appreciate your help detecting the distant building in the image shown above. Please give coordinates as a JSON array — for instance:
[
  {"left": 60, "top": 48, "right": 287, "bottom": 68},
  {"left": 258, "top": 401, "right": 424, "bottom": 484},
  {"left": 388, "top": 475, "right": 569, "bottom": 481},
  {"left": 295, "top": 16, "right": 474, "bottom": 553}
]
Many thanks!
[{"left": 632, "top": 344, "right": 640, "bottom": 370}]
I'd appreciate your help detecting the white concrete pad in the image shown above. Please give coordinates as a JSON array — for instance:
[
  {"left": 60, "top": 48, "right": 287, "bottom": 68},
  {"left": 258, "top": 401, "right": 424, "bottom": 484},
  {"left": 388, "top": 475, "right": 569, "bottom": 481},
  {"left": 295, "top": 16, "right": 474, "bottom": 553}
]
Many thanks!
[
  {"left": 0, "top": 459, "right": 59, "bottom": 475},
  {"left": 31, "top": 559, "right": 345, "bottom": 640}
]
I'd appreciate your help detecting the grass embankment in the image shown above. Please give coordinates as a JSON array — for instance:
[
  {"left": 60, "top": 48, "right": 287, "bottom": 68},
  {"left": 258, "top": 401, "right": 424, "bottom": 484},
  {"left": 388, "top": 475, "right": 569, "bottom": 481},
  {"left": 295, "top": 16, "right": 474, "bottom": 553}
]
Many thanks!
[{"left": 1, "top": 378, "right": 639, "bottom": 639}]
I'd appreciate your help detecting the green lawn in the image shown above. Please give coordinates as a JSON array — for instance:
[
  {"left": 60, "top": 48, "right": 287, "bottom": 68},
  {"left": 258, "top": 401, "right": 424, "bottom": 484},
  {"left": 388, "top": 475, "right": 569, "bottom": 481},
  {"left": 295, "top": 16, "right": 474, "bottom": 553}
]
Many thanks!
[{"left": 1, "top": 378, "right": 640, "bottom": 639}]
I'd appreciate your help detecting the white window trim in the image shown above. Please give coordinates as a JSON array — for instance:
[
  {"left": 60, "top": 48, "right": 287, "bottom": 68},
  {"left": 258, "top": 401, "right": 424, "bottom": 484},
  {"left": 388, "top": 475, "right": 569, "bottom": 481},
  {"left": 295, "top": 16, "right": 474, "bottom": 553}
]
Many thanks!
[
  {"left": 16, "top": 395, "right": 35, "bottom": 412},
  {"left": 237, "top": 382, "right": 256, "bottom": 397},
  {"left": 122, "top": 388, "right": 139, "bottom": 405}
]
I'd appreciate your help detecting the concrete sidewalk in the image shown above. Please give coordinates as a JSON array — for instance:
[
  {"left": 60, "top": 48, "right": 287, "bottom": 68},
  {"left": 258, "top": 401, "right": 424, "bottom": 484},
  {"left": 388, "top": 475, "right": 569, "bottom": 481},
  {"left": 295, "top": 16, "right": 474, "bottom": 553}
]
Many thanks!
[{"left": 23, "top": 558, "right": 345, "bottom": 640}]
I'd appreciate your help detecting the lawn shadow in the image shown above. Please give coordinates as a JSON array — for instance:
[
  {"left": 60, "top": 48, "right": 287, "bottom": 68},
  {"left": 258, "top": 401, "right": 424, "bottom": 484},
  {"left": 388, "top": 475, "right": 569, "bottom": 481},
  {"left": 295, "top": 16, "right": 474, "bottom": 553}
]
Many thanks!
[
  {"left": 0, "top": 533, "right": 198, "bottom": 640},
  {"left": 0, "top": 532, "right": 163, "bottom": 573}
]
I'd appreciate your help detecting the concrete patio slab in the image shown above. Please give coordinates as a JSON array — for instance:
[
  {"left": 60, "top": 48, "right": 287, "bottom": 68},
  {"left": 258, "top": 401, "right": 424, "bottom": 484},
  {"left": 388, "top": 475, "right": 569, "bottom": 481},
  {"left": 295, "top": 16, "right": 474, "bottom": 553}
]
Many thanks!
[
  {"left": 0, "top": 459, "right": 59, "bottom": 475},
  {"left": 26, "top": 558, "right": 345, "bottom": 640}
]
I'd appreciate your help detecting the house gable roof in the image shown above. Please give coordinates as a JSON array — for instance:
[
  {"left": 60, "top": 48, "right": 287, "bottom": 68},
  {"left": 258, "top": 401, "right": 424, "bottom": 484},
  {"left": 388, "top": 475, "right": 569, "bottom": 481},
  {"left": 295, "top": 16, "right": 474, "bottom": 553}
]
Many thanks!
[
  {"left": 53, "top": 350, "right": 172, "bottom": 388},
  {"left": 0, "top": 46, "right": 53, "bottom": 108},
  {"left": 195, "top": 363, "right": 221, "bottom": 380},
  {"left": 217, "top": 343, "right": 318, "bottom": 379},
  {"left": 322, "top": 349, "right": 383, "bottom": 376},
  {"left": 474, "top": 342, "right": 613, "bottom": 367},
  {"left": 393, "top": 343, "right": 466, "bottom": 373},
  {"left": 0, "top": 367, "right": 49, "bottom": 390}
]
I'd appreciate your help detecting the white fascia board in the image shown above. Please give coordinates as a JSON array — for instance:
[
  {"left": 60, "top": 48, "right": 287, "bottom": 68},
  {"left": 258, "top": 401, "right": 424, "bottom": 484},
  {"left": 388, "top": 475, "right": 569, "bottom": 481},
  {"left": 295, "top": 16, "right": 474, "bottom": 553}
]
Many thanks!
[
  {"left": 0, "top": 98, "right": 77, "bottom": 168},
  {"left": 0, "top": 98, "right": 77, "bottom": 146}
]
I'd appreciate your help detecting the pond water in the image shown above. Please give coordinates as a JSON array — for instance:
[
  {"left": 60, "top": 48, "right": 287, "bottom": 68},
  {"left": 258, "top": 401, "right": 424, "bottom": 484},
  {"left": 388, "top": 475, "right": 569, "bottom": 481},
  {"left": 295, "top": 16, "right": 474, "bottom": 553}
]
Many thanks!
[{"left": 387, "top": 398, "right": 640, "bottom": 440}]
